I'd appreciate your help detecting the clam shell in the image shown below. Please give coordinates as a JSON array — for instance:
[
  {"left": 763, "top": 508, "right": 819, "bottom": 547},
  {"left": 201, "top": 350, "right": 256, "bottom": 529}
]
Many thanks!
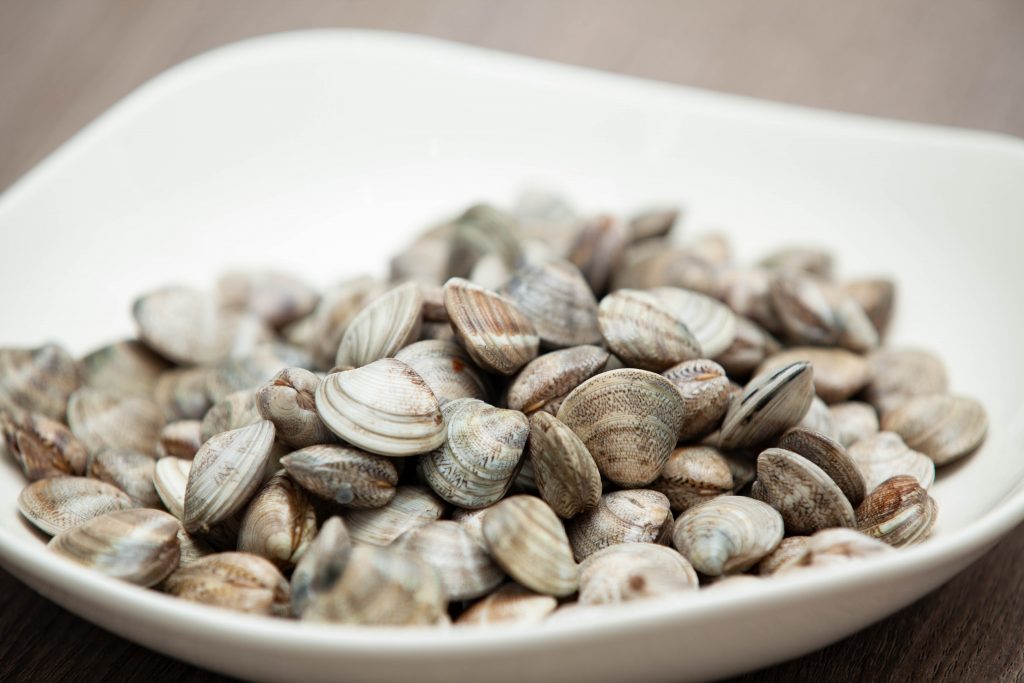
[
  {"left": 238, "top": 471, "right": 317, "bottom": 568},
  {"left": 18, "top": 476, "right": 135, "bottom": 535},
  {"left": 79, "top": 339, "right": 170, "bottom": 398},
  {"left": 290, "top": 516, "right": 352, "bottom": 617},
  {"left": 597, "top": 289, "right": 702, "bottom": 371},
  {"left": 529, "top": 412, "right": 601, "bottom": 519},
  {"left": 420, "top": 398, "right": 528, "bottom": 509},
  {"left": 0, "top": 344, "right": 79, "bottom": 420},
  {"left": 848, "top": 431, "right": 934, "bottom": 493},
  {"left": 557, "top": 368, "right": 685, "bottom": 487},
  {"left": 67, "top": 388, "right": 165, "bottom": 456},
  {"left": 772, "top": 528, "right": 893, "bottom": 573},
  {"left": 628, "top": 208, "right": 679, "bottom": 242},
  {"left": 153, "top": 367, "right": 213, "bottom": 421},
  {"left": 755, "top": 347, "right": 870, "bottom": 404},
  {"left": 769, "top": 273, "right": 841, "bottom": 346},
  {"left": 163, "top": 551, "right": 290, "bottom": 615},
  {"left": 335, "top": 282, "right": 423, "bottom": 368},
  {"left": 281, "top": 444, "right": 398, "bottom": 508},
  {"left": 830, "top": 291, "right": 880, "bottom": 353},
  {"left": 662, "top": 359, "right": 731, "bottom": 440},
  {"left": 719, "top": 361, "right": 815, "bottom": 451},
  {"left": 217, "top": 270, "right": 318, "bottom": 329},
  {"left": 717, "top": 267, "right": 780, "bottom": 334},
  {"left": 568, "top": 215, "right": 629, "bottom": 294},
  {"left": 863, "top": 348, "right": 948, "bottom": 413},
  {"left": 611, "top": 247, "right": 720, "bottom": 298},
  {"left": 344, "top": 485, "right": 446, "bottom": 547},
  {"left": 798, "top": 396, "right": 839, "bottom": 441},
  {"left": 443, "top": 277, "right": 539, "bottom": 375},
  {"left": 315, "top": 359, "right": 446, "bottom": 457},
  {"left": 829, "top": 401, "right": 879, "bottom": 448},
  {"left": 778, "top": 427, "right": 866, "bottom": 505},
  {"left": 446, "top": 204, "right": 524, "bottom": 279},
  {"left": 301, "top": 545, "right": 446, "bottom": 626},
  {"left": 651, "top": 445, "right": 735, "bottom": 514},
  {"left": 843, "top": 278, "right": 895, "bottom": 338},
  {"left": 394, "top": 340, "right": 490, "bottom": 406},
  {"left": 505, "top": 346, "right": 610, "bottom": 415},
  {"left": 456, "top": 583, "right": 557, "bottom": 627},
  {"left": 714, "top": 315, "right": 782, "bottom": 379},
  {"left": 754, "top": 447, "right": 856, "bottom": 533},
  {"left": 204, "top": 343, "right": 316, "bottom": 405},
  {"left": 855, "top": 475, "right": 937, "bottom": 547},
  {"left": 500, "top": 259, "right": 601, "bottom": 349},
  {"left": 578, "top": 542, "right": 698, "bottom": 606},
  {"left": 304, "top": 277, "right": 388, "bottom": 368},
  {"left": 756, "top": 536, "right": 810, "bottom": 575},
  {"left": 759, "top": 247, "right": 833, "bottom": 278},
  {"left": 1, "top": 411, "right": 89, "bottom": 480},
  {"left": 482, "top": 495, "right": 579, "bottom": 597},
  {"left": 156, "top": 420, "right": 203, "bottom": 459},
  {"left": 153, "top": 456, "right": 192, "bottom": 520},
  {"left": 649, "top": 287, "right": 737, "bottom": 358},
  {"left": 567, "top": 489, "right": 673, "bottom": 562},
  {"left": 672, "top": 495, "right": 783, "bottom": 576},
  {"left": 48, "top": 508, "right": 181, "bottom": 586},
  {"left": 880, "top": 394, "right": 988, "bottom": 466},
  {"left": 256, "top": 368, "right": 337, "bottom": 449},
  {"left": 392, "top": 520, "right": 504, "bottom": 600},
  {"left": 88, "top": 448, "right": 161, "bottom": 507},
  {"left": 183, "top": 420, "right": 277, "bottom": 534},
  {"left": 201, "top": 389, "right": 260, "bottom": 442}
]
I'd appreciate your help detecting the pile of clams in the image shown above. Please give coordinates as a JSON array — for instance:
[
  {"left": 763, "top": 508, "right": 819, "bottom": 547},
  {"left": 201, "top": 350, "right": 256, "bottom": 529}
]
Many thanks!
[{"left": 1, "top": 195, "right": 988, "bottom": 627}]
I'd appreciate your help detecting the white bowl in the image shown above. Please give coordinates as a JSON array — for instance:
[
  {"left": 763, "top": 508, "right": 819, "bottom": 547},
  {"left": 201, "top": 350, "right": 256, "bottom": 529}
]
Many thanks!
[{"left": 1, "top": 29, "right": 1023, "bottom": 683}]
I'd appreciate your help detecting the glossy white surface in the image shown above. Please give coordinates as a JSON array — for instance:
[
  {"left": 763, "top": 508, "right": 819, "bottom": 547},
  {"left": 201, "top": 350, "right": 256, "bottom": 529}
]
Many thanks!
[{"left": 1, "top": 30, "right": 1023, "bottom": 683}]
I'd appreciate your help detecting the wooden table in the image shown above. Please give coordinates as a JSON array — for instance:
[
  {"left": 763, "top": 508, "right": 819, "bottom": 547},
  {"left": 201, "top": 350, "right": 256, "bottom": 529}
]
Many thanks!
[{"left": 1, "top": 1, "right": 1022, "bottom": 680}]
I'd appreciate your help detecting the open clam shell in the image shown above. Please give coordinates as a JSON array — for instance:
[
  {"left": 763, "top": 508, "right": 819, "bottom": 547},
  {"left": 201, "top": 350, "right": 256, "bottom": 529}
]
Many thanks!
[
  {"left": 443, "top": 277, "right": 540, "bottom": 375},
  {"left": 334, "top": 281, "right": 423, "bottom": 368},
  {"left": 672, "top": 495, "right": 783, "bottom": 576}
]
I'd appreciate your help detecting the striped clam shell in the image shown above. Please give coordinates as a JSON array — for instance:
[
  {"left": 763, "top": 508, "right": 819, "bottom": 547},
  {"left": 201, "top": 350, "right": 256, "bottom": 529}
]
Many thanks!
[
  {"left": 0, "top": 343, "right": 79, "bottom": 420},
  {"left": 662, "top": 358, "right": 731, "bottom": 441},
  {"left": 778, "top": 427, "right": 867, "bottom": 505},
  {"left": 500, "top": 259, "right": 601, "bottom": 349},
  {"left": 848, "top": 431, "right": 935, "bottom": 493},
  {"left": 855, "top": 475, "right": 937, "bottom": 548},
  {"left": 392, "top": 520, "right": 504, "bottom": 601},
  {"left": 505, "top": 345, "right": 610, "bottom": 415},
  {"left": 754, "top": 447, "right": 856, "bottom": 534},
  {"left": 344, "top": 485, "right": 446, "bottom": 547},
  {"left": 566, "top": 489, "right": 673, "bottom": 562},
  {"left": 529, "top": 412, "right": 601, "bottom": 519},
  {"left": 756, "top": 347, "right": 870, "bottom": 404},
  {"left": 394, "top": 340, "right": 489, "bottom": 406},
  {"left": 597, "top": 289, "right": 702, "bottom": 371},
  {"left": 281, "top": 444, "right": 398, "bottom": 509},
  {"left": 649, "top": 287, "right": 737, "bottom": 359},
  {"left": 238, "top": 471, "right": 318, "bottom": 568},
  {"left": 651, "top": 445, "right": 736, "bottom": 514},
  {"left": 334, "top": 281, "right": 423, "bottom": 368},
  {"left": 719, "top": 361, "right": 815, "bottom": 451},
  {"left": 88, "top": 448, "right": 161, "bottom": 507},
  {"left": 1, "top": 411, "right": 89, "bottom": 480},
  {"left": 880, "top": 393, "right": 987, "bottom": 466},
  {"left": 153, "top": 456, "right": 192, "bottom": 520},
  {"left": 443, "top": 277, "right": 539, "bottom": 375}
]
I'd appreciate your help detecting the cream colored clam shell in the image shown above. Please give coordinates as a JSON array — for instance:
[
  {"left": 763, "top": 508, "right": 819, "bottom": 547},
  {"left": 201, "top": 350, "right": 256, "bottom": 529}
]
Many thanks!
[
  {"left": 672, "top": 495, "right": 783, "bottom": 576},
  {"left": 334, "top": 281, "right": 423, "bottom": 368}
]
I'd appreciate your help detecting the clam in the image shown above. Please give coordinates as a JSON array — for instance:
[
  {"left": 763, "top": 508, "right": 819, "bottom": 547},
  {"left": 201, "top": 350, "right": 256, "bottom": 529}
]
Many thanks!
[
  {"left": 132, "top": 286, "right": 274, "bottom": 365},
  {"left": 163, "top": 551, "right": 291, "bottom": 615},
  {"left": 557, "top": 368, "right": 685, "bottom": 487},
  {"left": 256, "top": 368, "right": 337, "bottom": 449},
  {"left": 567, "top": 489, "right": 673, "bottom": 562},
  {"left": 772, "top": 528, "right": 893, "bottom": 573},
  {"left": 754, "top": 447, "right": 856, "bottom": 533},
  {"left": 719, "top": 361, "right": 815, "bottom": 451},
  {"left": 578, "top": 543, "right": 698, "bottom": 605},
  {"left": 863, "top": 348, "right": 948, "bottom": 413},
  {"left": 392, "top": 520, "right": 504, "bottom": 600},
  {"left": 715, "top": 315, "right": 782, "bottom": 378},
  {"left": 482, "top": 495, "right": 579, "bottom": 597},
  {"left": 829, "top": 401, "right": 880, "bottom": 448},
  {"left": 443, "top": 277, "right": 539, "bottom": 375},
  {"left": 301, "top": 545, "right": 447, "bottom": 626},
  {"left": 48, "top": 508, "right": 181, "bottom": 586},
  {"left": 755, "top": 347, "right": 870, "bottom": 404},
  {"left": 855, "top": 475, "right": 937, "bottom": 547},
  {"left": 843, "top": 278, "right": 895, "bottom": 338},
  {"left": 798, "top": 396, "right": 839, "bottom": 441},
  {"left": 153, "top": 367, "right": 213, "bottom": 421},
  {"left": 717, "top": 267, "right": 780, "bottom": 334},
  {"left": 238, "top": 471, "right": 318, "bottom": 568},
  {"left": 156, "top": 420, "right": 203, "bottom": 459},
  {"left": 446, "top": 203, "right": 524, "bottom": 279},
  {"left": 769, "top": 273, "right": 850, "bottom": 347},
  {"left": 281, "top": 444, "right": 398, "bottom": 508},
  {"left": 335, "top": 282, "right": 423, "bottom": 368},
  {"left": 201, "top": 389, "right": 261, "bottom": 442},
  {"left": 204, "top": 343, "right": 316, "bottom": 405},
  {"left": 848, "top": 431, "right": 934, "bottom": 492},
  {"left": 153, "top": 456, "right": 192, "bottom": 520},
  {"left": 315, "top": 359, "right": 446, "bottom": 457},
  {"left": 344, "top": 485, "right": 446, "bottom": 547},
  {"left": 650, "top": 287, "right": 737, "bottom": 358},
  {"left": 79, "top": 339, "right": 170, "bottom": 398},
  {"left": 830, "top": 291, "right": 880, "bottom": 353},
  {"left": 420, "top": 398, "right": 528, "bottom": 509},
  {"left": 778, "top": 427, "right": 866, "bottom": 505},
  {"left": 672, "top": 495, "right": 784, "bottom": 576},
  {"left": 662, "top": 359, "right": 731, "bottom": 440},
  {"left": 1, "top": 411, "right": 89, "bottom": 480},
  {"left": 303, "top": 276, "right": 388, "bottom": 368},
  {"left": 88, "top": 448, "right": 161, "bottom": 507},
  {"left": 597, "top": 289, "right": 702, "bottom": 371},
  {"left": 0, "top": 344, "right": 79, "bottom": 420},
  {"left": 457, "top": 583, "right": 558, "bottom": 626},
  {"left": 18, "top": 476, "right": 136, "bottom": 535},
  {"left": 880, "top": 394, "right": 988, "bottom": 466},
  {"left": 759, "top": 247, "right": 833, "bottom": 278},
  {"left": 217, "top": 270, "right": 318, "bottom": 329},
  {"left": 500, "top": 259, "right": 601, "bottom": 349},
  {"left": 567, "top": 215, "right": 630, "bottom": 294},
  {"left": 611, "top": 247, "right": 720, "bottom": 298},
  {"left": 183, "top": 420, "right": 277, "bottom": 534},
  {"left": 651, "top": 445, "right": 735, "bottom": 514},
  {"left": 628, "top": 208, "right": 679, "bottom": 242},
  {"left": 756, "top": 536, "right": 810, "bottom": 575},
  {"left": 528, "top": 412, "right": 601, "bottom": 519},
  {"left": 394, "top": 340, "right": 490, "bottom": 406},
  {"left": 290, "top": 516, "right": 352, "bottom": 616},
  {"left": 505, "top": 345, "right": 610, "bottom": 415},
  {"left": 67, "top": 388, "right": 165, "bottom": 456}
]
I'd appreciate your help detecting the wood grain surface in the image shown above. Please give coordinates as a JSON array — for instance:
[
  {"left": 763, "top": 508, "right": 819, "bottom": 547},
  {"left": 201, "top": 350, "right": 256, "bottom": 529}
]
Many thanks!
[{"left": 1, "top": 1, "right": 1023, "bottom": 681}]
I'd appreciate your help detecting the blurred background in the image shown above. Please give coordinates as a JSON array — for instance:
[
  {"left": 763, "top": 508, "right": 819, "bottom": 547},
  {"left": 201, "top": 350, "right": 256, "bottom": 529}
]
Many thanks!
[{"left": 1, "top": 0, "right": 1023, "bottom": 191}]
